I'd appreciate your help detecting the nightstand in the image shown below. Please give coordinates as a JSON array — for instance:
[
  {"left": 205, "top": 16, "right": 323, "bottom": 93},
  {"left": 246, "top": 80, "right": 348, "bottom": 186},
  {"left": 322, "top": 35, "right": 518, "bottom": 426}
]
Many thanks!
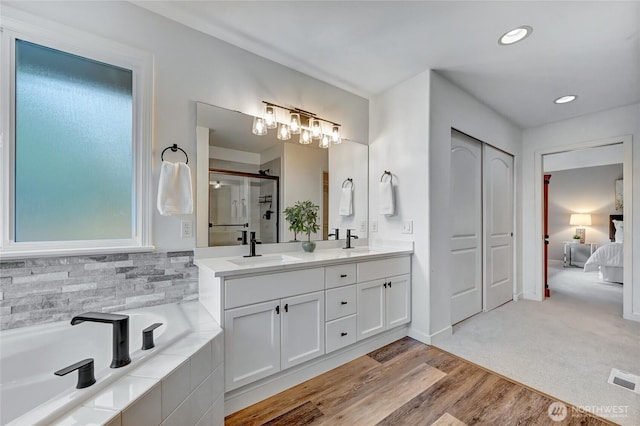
[{"left": 563, "top": 242, "right": 597, "bottom": 267}]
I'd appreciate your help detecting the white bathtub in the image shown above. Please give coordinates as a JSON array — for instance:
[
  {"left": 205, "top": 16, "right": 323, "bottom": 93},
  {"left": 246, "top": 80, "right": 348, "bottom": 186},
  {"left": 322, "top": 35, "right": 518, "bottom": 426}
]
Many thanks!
[{"left": 0, "top": 303, "right": 196, "bottom": 425}]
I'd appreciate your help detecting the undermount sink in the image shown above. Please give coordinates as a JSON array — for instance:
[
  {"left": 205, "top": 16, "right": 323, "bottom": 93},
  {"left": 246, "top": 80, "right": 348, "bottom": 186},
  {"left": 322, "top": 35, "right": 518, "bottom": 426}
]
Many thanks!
[{"left": 228, "top": 254, "right": 301, "bottom": 266}]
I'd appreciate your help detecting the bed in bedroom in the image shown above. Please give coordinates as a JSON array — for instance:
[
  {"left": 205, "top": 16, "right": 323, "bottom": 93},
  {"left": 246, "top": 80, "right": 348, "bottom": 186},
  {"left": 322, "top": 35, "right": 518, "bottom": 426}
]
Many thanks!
[{"left": 583, "top": 215, "right": 623, "bottom": 283}]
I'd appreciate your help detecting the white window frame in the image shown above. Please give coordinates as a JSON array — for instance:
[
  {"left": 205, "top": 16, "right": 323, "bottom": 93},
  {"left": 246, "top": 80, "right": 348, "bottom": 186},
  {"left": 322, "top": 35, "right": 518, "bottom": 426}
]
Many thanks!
[{"left": 0, "top": 9, "right": 154, "bottom": 258}]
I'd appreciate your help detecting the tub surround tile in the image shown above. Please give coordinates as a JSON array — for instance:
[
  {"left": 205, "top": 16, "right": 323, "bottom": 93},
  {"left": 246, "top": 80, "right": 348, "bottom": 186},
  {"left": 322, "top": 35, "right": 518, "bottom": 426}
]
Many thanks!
[
  {"left": 161, "top": 360, "right": 191, "bottom": 420},
  {"left": 190, "top": 343, "right": 213, "bottom": 392},
  {"left": 121, "top": 383, "right": 162, "bottom": 426},
  {"left": 195, "top": 405, "right": 214, "bottom": 426},
  {"left": 0, "top": 251, "right": 198, "bottom": 330},
  {"left": 190, "top": 374, "right": 213, "bottom": 426},
  {"left": 161, "top": 396, "right": 190, "bottom": 426},
  {"left": 129, "top": 354, "right": 189, "bottom": 380},
  {"left": 84, "top": 376, "right": 159, "bottom": 411},
  {"left": 163, "top": 336, "right": 211, "bottom": 358},
  {"left": 51, "top": 406, "right": 120, "bottom": 426}
]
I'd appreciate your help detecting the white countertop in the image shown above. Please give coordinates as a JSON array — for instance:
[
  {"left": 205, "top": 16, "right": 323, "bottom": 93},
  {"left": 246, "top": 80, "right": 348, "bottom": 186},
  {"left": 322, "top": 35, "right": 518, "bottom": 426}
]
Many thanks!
[{"left": 194, "top": 243, "right": 413, "bottom": 278}]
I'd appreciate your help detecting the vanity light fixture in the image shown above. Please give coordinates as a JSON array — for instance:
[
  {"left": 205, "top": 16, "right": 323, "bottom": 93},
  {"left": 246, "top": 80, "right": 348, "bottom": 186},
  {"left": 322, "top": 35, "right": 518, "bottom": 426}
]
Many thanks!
[
  {"left": 254, "top": 101, "right": 342, "bottom": 146},
  {"left": 498, "top": 25, "right": 533, "bottom": 45},
  {"left": 252, "top": 116, "right": 267, "bottom": 136},
  {"left": 264, "top": 105, "right": 277, "bottom": 129},
  {"left": 554, "top": 95, "right": 577, "bottom": 104},
  {"left": 277, "top": 123, "right": 291, "bottom": 140},
  {"left": 209, "top": 180, "right": 222, "bottom": 189}
]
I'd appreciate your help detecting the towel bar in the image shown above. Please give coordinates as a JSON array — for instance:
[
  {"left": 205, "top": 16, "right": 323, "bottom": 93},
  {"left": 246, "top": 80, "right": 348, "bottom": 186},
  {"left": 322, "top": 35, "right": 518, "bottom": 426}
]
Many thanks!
[{"left": 161, "top": 144, "right": 189, "bottom": 164}]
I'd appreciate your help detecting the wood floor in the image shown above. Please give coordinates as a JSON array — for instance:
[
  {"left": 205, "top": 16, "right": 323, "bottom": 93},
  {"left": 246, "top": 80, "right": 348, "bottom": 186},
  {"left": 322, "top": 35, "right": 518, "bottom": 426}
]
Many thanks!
[{"left": 226, "top": 337, "right": 615, "bottom": 426}]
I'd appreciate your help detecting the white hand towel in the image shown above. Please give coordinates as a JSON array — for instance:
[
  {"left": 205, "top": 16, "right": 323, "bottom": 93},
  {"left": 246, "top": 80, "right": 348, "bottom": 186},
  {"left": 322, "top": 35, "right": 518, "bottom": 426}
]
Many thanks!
[
  {"left": 339, "top": 187, "right": 353, "bottom": 216},
  {"left": 157, "top": 161, "right": 193, "bottom": 216},
  {"left": 231, "top": 200, "right": 238, "bottom": 219},
  {"left": 379, "top": 180, "right": 395, "bottom": 216}
]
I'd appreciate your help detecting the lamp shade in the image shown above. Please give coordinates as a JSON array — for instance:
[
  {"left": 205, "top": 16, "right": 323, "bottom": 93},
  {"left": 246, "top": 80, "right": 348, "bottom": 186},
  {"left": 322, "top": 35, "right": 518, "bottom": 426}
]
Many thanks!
[{"left": 569, "top": 213, "right": 592, "bottom": 226}]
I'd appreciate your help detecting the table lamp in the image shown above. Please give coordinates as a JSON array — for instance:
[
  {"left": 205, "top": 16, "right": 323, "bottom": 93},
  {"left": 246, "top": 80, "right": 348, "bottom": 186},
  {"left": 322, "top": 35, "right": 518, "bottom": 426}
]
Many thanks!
[{"left": 569, "top": 213, "right": 591, "bottom": 243}]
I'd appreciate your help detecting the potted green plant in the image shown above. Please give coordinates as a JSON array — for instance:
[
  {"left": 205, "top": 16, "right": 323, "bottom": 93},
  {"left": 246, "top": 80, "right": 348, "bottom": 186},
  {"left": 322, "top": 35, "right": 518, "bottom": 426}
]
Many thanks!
[
  {"left": 572, "top": 234, "right": 581, "bottom": 243},
  {"left": 283, "top": 201, "right": 319, "bottom": 252}
]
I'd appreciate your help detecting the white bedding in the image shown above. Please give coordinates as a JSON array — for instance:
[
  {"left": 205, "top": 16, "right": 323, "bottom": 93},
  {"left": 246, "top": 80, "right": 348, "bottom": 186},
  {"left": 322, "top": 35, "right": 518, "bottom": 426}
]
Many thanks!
[{"left": 584, "top": 242, "right": 623, "bottom": 272}]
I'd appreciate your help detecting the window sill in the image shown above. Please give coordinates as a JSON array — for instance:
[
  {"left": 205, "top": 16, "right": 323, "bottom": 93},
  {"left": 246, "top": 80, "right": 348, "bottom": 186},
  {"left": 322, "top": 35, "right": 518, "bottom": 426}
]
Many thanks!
[{"left": 0, "top": 245, "right": 156, "bottom": 260}]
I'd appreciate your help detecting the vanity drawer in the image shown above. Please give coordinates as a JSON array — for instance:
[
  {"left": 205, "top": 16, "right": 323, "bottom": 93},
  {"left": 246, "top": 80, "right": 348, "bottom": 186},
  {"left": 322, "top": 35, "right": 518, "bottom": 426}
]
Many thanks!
[
  {"left": 325, "top": 264, "right": 357, "bottom": 289},
  {"left": 325, "top": 285, "right": 357, "bottom": 321},
  {"left": 357, "top": 256, "right": 410, "bottom": 282},
  {"left": 326, "top": 315, "right": 357, "bottom": 353},
  {"left": 225, "top": 268, "right": 324, "bottom": 309}
]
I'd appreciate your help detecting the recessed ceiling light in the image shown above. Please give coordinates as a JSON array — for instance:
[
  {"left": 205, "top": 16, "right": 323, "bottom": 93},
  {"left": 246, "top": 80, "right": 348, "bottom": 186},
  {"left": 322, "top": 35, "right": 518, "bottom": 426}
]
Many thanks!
[
  {"left": 498, "top": 25, "right": 533, "bottom": 45},
  {"left": 554, "top": 95, "right": 577, "bottom": 104}
]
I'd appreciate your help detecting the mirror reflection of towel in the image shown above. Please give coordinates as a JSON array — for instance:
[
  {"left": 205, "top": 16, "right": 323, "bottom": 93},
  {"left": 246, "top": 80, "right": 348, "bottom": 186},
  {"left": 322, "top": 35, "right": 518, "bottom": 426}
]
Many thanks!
[
  {"left": 157, "top": 161, "right": 193, "bottom": 216},
  {"left": 379, "top": 181, "right": 394, "bottom": 216},
  {"left": 339, "top": 187, "right": 353, "bottom": 216}
]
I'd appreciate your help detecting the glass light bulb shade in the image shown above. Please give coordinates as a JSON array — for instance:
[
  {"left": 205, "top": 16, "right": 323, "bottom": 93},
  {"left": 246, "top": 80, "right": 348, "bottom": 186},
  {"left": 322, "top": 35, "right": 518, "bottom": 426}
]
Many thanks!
[
  {"left": 299, "top": 129, "right": 312, "bottom": 144},
  {"left": 554, "top": 95, "right": 577, "bottom": 104},
  {"left": 264, "top": 105, "right": 277, "bottom": 129},
  {"left": 277, "top": 123, "right": 291, "bottom": 141},
  {"left": 289, "top": 113, "right": 301, "bottom": 134},
  {"left": 252, "top": 116, "right": 267, "bottom": 135},
  {"left": 320, "top": 134, "right": 330, "bottom": 148},
  {"left": 331, "top": 125, "right": 342, "bottom": 144},
  {"left": 311, "top": 119, "right": 322, "bottom": 139},
  {"left": 498, "top": 25, "right": 532, "bottom": 45}
]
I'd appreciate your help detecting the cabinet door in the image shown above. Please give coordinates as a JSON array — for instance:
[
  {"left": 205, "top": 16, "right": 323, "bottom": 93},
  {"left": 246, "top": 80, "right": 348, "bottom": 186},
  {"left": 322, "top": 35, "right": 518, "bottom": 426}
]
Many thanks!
[
  {"left": 281, "top": 291, "right": 325, "bottom": 369},
  {"left": 357, "top": 279, "right": 386, "bottom": 340},
  {"left": 224, "top": 300, "right": 281, "bottom": 391},
  {"left": 386, "top": 274, "right": 411, "bottom": 329}
]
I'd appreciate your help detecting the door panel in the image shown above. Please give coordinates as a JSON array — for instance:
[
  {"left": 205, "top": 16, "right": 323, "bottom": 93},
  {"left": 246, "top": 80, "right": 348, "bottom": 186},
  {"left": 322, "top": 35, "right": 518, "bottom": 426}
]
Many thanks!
[
  {"left": 450, "top": 130, "right": 483, "bottom": 324},
  {"left": 484, "top": 144, "right": 514, "bottom": 311},
  {"left": 224, "top": 300, "right": 280, "bottom": 391},
  {"left": 281, "top": 291, "right": 325, "bottom": 369},
  {"left": 357, "top": 279, "right": 385, "bottom": 340},
  {"left": 386, "top": 274, "right": 411, "bottom": 328}
]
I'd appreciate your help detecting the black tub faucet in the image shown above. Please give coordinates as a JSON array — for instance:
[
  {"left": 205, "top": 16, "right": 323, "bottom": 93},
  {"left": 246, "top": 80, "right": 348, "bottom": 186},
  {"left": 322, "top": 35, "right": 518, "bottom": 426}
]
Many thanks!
[{"left": 71, "top": 312, "right": 131, "bottom": 368}]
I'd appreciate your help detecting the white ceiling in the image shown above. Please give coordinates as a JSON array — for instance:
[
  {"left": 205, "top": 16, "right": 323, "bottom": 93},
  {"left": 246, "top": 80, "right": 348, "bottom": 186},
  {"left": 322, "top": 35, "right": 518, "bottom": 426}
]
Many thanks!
[{"left": 135, "top": 1, "right": 640, "bottom": 129}]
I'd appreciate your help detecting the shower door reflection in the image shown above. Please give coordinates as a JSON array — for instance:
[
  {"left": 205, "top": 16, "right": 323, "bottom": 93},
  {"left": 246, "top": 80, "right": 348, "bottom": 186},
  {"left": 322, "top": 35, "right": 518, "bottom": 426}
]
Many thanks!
[{"left": 208, "top": 170, "right": 279, "bottom": 246}]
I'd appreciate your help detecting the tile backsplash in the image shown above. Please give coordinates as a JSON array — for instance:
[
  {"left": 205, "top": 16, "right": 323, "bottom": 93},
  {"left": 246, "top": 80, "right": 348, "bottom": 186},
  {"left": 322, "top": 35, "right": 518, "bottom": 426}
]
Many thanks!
[{"left": 0, "top": 251, "right": 198, "bottom": 330}]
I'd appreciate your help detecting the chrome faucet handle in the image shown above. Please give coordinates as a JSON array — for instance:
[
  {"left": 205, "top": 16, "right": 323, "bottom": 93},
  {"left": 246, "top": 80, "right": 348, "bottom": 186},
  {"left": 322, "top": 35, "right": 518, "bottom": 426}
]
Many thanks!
[{"left": 55, "top": 358, "right": 96, "bottom": 389}]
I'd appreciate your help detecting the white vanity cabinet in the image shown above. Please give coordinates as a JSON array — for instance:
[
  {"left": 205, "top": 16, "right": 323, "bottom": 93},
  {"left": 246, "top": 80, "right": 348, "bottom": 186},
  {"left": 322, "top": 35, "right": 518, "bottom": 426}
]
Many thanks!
[
  {"left": 356, "top": 257, "right": 411, "bottom": 341},
  {"left": 223, "top": 268, "right": 325, "bottom": 391}
]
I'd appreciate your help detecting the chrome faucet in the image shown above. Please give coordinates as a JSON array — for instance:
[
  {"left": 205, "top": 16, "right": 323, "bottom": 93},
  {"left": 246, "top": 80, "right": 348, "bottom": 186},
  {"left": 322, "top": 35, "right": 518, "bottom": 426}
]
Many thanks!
[
  {"left": 244, "top": 231, "right": 262, "bottom": 257},
  {"left": 71, "top": 312, "right": 131, "bottom": 368},
  {"left": 328, "top": 228, "right": 340, "bottom": 240},
  {"left": 344, "top": 229, "right": 359, "bottom": 249}
]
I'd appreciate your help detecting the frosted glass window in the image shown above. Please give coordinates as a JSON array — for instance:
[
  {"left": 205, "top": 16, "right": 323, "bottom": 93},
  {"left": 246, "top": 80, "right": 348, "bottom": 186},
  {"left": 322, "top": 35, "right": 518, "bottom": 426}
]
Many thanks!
[{"left": 15, "top": 40, "right": 133, "bottom": 242}]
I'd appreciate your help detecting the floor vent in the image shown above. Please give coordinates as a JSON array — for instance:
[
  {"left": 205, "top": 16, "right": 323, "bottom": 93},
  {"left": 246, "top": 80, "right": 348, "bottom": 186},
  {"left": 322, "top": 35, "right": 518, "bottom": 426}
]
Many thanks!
[{"left": 608, "top": 368, "right": 640, "bottom": 394}]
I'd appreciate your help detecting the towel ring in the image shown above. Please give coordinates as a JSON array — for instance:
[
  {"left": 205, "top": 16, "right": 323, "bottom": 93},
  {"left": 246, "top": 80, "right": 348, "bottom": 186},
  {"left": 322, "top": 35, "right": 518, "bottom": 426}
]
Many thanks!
[
  {"left": 161, "top": 144, "right": 189, "bottom": 164},
  {"left": 342, "top": 178, "right": 353, "bottom": 188},
  {"left": 380, "top": 170, "right": 392, "bottom": 183}
]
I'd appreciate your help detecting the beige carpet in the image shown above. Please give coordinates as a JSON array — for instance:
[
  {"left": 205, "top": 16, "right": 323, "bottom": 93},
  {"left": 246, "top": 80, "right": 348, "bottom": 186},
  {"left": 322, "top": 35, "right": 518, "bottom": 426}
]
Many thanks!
[{"left": 435, "top": 260, "right": 640, "bottom": 425}]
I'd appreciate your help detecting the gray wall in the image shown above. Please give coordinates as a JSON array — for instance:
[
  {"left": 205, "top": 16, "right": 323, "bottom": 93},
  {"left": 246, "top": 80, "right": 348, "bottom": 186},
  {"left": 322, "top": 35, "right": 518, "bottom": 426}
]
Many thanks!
[{"left": 547, "top": 164, "right": 623, "bottom": 261}]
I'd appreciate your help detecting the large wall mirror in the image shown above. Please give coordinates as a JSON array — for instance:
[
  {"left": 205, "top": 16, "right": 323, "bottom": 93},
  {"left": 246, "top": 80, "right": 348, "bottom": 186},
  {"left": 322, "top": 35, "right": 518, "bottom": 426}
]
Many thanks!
[{"left": 196, "top": 102, "right": 368, "bottom": 248}]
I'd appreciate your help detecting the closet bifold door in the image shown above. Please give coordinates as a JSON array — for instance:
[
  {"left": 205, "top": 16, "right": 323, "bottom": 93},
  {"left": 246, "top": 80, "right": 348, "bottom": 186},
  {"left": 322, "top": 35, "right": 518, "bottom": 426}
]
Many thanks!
[
  {"left": 483, "top": 144, "right": 514, "bottom": 311},
  {"left": 449, "top": 130, "right": 483, "bottom": 324}
]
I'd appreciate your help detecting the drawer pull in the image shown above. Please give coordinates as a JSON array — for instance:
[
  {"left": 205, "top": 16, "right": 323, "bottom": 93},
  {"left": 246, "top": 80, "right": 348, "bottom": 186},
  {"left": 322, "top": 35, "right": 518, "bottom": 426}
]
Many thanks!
[
  {"left": 275, "top": 305, "right": 280, "bottom": 315},
  {"left": 388, "top": 281, "right": 392, "bottom": 288},
  {"left": 340, "top": 274, "right": 348, "bottom": 278},
  {"left": 383, "top": 282, "right": 387, "bottom": 288},
  {"left": 284, "top": 303, "right": 288, "bottom": 313},
  {"left": 341, "top": 332, "right": 348, "bottom": 337},
  {"left": 341, "top": 301, "right": 348, "bottom": 305}
]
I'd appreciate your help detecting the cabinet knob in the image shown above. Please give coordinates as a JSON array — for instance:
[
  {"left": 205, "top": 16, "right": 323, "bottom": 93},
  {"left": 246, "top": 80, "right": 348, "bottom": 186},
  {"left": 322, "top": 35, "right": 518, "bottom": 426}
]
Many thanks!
[
  {"left": 341, "top": 332, "right": 348, "bottom": 337},
  {"left": 340, "top": 274, "right": 348, "bottom": 278},
  {"left": 275, "top": 305, "right": 280, "bottom": 314},
  {"left": 341, "top": 301, "right": 348, "bottom": 305},
  {"left": 388, "top": 281, "right": 392, "bottom": 288},
  {"left": 383, "top": 282, "right": 387, "bottom": 288}
]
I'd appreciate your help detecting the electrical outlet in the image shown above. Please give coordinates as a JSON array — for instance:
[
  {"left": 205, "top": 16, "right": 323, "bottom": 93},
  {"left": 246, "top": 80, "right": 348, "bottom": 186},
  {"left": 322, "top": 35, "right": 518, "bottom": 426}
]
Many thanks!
[
  {"left": 371, "top": 220, "right": 378, "bottom": 232},
  {"left": 402, "top": 220, "right": 413, "bottom": 234},
  {"left": 359, "top": 220, "right": 367, "bottom": 233},
  {"left": 181, "top": 220, "right": 193, "bottom": 238}
]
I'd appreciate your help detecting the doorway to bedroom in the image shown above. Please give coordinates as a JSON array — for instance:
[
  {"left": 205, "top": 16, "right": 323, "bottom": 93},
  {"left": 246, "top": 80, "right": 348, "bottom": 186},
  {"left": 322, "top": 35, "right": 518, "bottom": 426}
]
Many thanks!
[{"left": 542, "top": 143, "right": 625, "bottom": 315}]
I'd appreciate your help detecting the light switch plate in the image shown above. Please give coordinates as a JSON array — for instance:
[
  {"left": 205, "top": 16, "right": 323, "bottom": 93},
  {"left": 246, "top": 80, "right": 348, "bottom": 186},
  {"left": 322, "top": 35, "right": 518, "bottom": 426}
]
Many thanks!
[
  {"left": 359, "top": 220, "right": 367, "bottom": 233},
  {"left": 181, "top": 220, "right": 193, "bottom": 238},
  {"left": 371, "top": 220, "right": 378, "bottom": 232},
  {"left": 402, "top": 220, "right": 413, "bottom": 234}
]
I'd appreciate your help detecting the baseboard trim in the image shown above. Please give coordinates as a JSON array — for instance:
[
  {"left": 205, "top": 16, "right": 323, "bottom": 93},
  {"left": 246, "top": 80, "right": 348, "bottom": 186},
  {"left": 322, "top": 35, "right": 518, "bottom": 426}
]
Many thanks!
[
  {"left": 429, "top": 325, "right": 453, "bottom": 345},
  {"left": 513, "top": 291, "right": 523, "bottom": 301},
  {"left": 407, "top": 327, "right": 431, "bottom": 344},
  {"left": 224, "top": 325, "right": 409, "bottom": 415}
]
